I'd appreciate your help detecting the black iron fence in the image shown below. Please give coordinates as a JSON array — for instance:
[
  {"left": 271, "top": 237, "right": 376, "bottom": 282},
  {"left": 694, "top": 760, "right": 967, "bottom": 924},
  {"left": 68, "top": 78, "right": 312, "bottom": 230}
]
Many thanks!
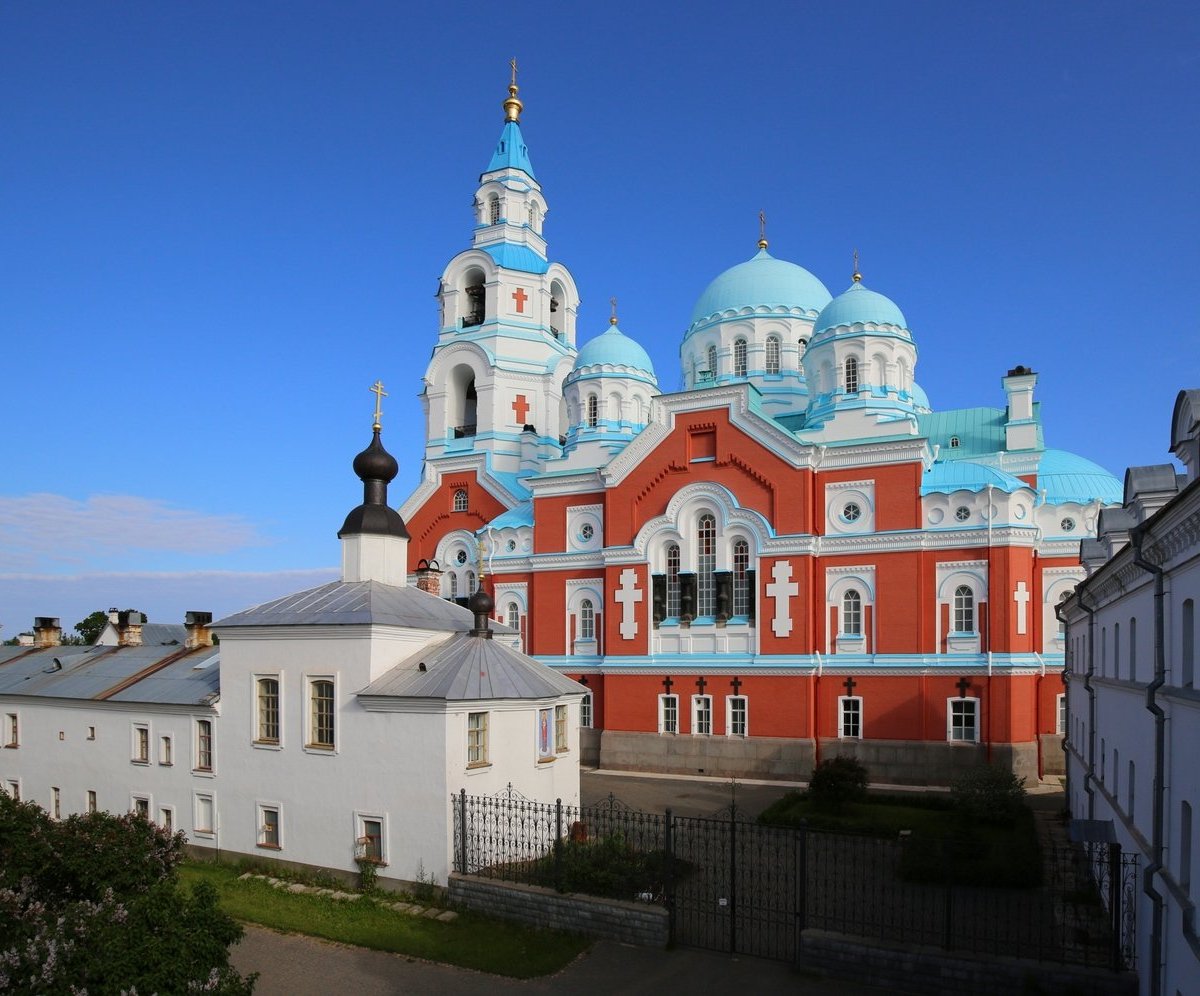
[{"left": 452, "top": 786, "right": 1137, "bottom": 970}]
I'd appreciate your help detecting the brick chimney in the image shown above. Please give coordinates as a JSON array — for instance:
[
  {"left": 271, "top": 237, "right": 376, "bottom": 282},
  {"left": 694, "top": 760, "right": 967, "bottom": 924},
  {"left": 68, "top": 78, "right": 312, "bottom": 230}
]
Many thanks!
[
  {"left": 33, "top": 617, "right": 62, "bottom": 648},
  {"left": 414, "top": 558, "right": 443, "bottom": 595},
  {"left": 116, "top": 610, "right": 145, "bottom": 647},
  {"left": 184, "top": 611, "right": 214, "bottom": 649}
]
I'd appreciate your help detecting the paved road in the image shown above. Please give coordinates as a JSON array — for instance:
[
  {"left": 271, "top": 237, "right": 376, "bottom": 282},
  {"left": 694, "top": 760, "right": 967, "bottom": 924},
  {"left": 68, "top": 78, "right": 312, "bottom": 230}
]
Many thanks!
[
  {"left": 581, "top": 769, "right": 801, "bottom": 819},
  {"left": 231, "top": 924, "right": 883, "bottom": 995}
]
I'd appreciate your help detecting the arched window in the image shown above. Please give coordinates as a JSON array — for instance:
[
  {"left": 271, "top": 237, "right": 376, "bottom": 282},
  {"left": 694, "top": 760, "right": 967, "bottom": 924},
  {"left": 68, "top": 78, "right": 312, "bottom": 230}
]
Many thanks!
[
  {"left": 953, "top": 585, "right": 975, "bottom": 633},
  {"left": 707, "top": 344, "right": 718, "bottom": 379},
  {"left": 528, "top": 202, "right": 539, "bottom": 231},
  {"left": 453, "top": 488, "right": 468, "bottom": 512},
  {"left": 488, "top": 194, "right": 500, "bottom": 225},
  {"left": 448, "top": 574, "right": 458, "bottom": 601},
  {"left": 733, "top": 339, "right": 747, "bottom": 378},
  {"left": 507, "top": 602, "right": 520, "bottom": 630},
  {"left": 732, "top": 539, "right": 750, "bottom": 616},
  {"left": 666, "top": 543, "right": 681, "bottom": 618},
  {"left": 843, "top": 590, "right": 863, "bottom": 636},
  {"left": 697, "top": 513, "right": 717, "bottom": 616},
  {"left": 587, "top": 394, "right": 598, "bottom": 428},
  {"left": 845, "top": 357, "right": 859, "bottom": 394},
  {"left": 798, "top": 337, "right": 808, "bottom": 358},
  {"left": 949, "top": 436, "right": 960, "bottom": 448},
  {"left": 580, "top": 599, "right": 595, "bottom": 640},
  {"left": 465, "top": 570, "right": 476, "bottom": 595},
  {"left": 765, "top": 336, "right": 781, "bottom": 375}
]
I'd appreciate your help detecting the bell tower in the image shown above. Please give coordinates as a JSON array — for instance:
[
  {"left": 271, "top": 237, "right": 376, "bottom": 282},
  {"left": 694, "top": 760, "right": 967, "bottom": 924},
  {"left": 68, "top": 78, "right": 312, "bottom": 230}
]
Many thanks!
[{"left": 423, "top": 67, "right": 581, "bottom": 478}]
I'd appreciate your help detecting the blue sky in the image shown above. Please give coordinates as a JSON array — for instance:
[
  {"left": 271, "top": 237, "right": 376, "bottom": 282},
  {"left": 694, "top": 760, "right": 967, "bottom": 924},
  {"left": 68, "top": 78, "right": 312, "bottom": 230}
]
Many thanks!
[{"left": 2, "top": 1, "right": 1198, "bottom": 636}]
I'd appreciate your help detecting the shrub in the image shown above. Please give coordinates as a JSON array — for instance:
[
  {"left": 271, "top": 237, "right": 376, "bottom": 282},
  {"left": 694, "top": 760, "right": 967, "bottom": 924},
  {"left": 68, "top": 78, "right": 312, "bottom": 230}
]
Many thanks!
[
  {"left": 951, "top": 765, "right": 1028, "bottom": 826},
  {"left": 808, "top": 756, "right": 869, "bottom": 810}
]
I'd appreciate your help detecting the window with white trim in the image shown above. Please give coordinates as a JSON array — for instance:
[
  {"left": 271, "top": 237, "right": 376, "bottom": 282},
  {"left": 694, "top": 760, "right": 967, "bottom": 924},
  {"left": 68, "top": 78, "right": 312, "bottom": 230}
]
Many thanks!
[
  {"left": 258, "top": 804, "right": 281, "bottom": 849},
  {"left": 87, "top": 790, "right": 97, "bottom": 814},
  {"left": 159, "top": 735, "right": 173, "bottom": 766},
  {"left": 195, "top": 719, "right": 213, "bottom": 772},
  {"left": 697, "top": 513, "right": 716, "bottom": 616},
  {"left": 579, "top": 599, "right": 595, "bottom": 640},
  {"left": 707, "top": 344, "right": 718, "bottom": 378},
  {"left": 658, "top": 694, "right": 679, "bottom": 734},
  {"left": 132, "top": 796, "right": 150, "bottom": 820},
  {"left": 1056, "top": 693, "right": 1066, "bottom": 735},
  {"left": 692, "top": 695, "right": 712, "bottom": 735},
  {"left": 453, "top": 488, "right": 468, "bottom": 512},
  {"left": 765, "top": 335, "right": 780, "bottom": 375},
  {"left": 580, "top": 692, "right": 593, "bottom": 728},
  {"left": 555, "top": 704, "right": 568, "bottom": 752},
  {"left": 488, "top": 194, "right": 500, "bottom": 225},
  {"left": 732, "top": 539, "right": 750, "bottom": 616},
  {"left": 159, "top": 807, "right": 173, "bottom": 833},
  {"left": 256, "top": 677, "right": 280, "bottom": 744},
  {"left": 52, "top": 786, "right": 61, "bottom": 819},
  {"left": 947, "top": 698, "right": 979, "bottom": 743},
  {"left": 839, "top": 696, "right": 863, "bottom": 739},
  {"left": 844, "top": 356, "right": 859, "bottom": 394},
  {"left": 356, "top": 815, "right": 385, "bottom": 865},
  {"left": 666, "top": 543, "right": 681, "bottom": 618},
  {"left": 842, "top": 590, "right": 863, "bottom": 636},
  {"left": 309, "top": 678, "right": 335, "bottom": 750},
  {"left": 4, "top": 713, "right": 17, "bottom": 748},
  {"left": 467, "top": 711, "right": 489, "bottom": 766},
  {"left": 733, "top": 338, "right": 747, "bottom": 377},
  {"left": 953, "top": 586, "right": 975, "bottom": 633},
  {"left": 506, "top": 602, "right": 520, "bottom": 630},
  {"left": 132, "top": 724, "right": 150, "bottom": 764},
  {"left": 587, "top": 394, "right": 598, "bottom": 428},
  {"left": 727, "top": 695, "right": 747, "bottom": 737}
]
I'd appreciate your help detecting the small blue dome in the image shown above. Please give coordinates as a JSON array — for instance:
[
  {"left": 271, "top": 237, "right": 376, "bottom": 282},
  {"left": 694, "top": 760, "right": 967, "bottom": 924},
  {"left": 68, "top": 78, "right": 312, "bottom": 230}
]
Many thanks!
[
  {"left": 921, "top": 461, "right": 1030, "bottom": 496},
  {"left": 689, "top": 249, "right": 831, "bottom": 329},
  {"left": 911, "top": 382, "right": 931, "bottom": 410},
  {"left": 814, "top": 281, "right": 907, "bottom": 334},
  {"left": 573, "top": 324, "right": 655, "bottom": 376},
  {"left": 1037, "top": 449, "right": 1122, "bottom": 504}
]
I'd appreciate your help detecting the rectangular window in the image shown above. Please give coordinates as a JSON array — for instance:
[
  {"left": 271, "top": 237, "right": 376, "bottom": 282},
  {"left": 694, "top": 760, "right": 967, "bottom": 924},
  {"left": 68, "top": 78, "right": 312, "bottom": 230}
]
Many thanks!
[
  {"left": 1056, "top": 693, "right": 1067, "bottom": 735},
  {"left": 256, "top": 677, "right": 280, "bottom": 744},
  {"left": 132, "top": 796, "right": 150, "bottom": 819},
  {"left": 133, "top": 724, "right": 150, "bottom": 763},
  {"left": 356, "top": 816, "right": 385, "bottom": 865},
  {"left": 309, "top": 678, "right": 335, "bottom": 750},
  {"left": 5, "top": 713, "right": 18, "bottom": 747},
  {"left": 467, "top": 712, "right": 489, "bottom": 766},
  {"left": 159, "top": 807, "right": 173, "bottom": 833},
  {"left": 195, "top": 719, "right": 213, "bottom": 772},
  {"left": 159, "top": 735, "right": 173, "bottom": 766},
  {"left": 947, "top": 698, "right": 979, "bottom": 743},
  {"left": 258, "top": 805, "right": 280, "bottom": 849},
  {"left": 727, "top": 696, "right": 747, "bottom": 737},
  {"left": 51, "top": 786, "right": 61, "bottom": 819},
  {"left": 87, "top": 790, "right": 97, "bottom": 814},
  {"left": 555, "top": 704, "right": 568, "bottom": 752},
  {"left": 87, "top": 726, "right": 95, "bottom": 741},
  {"left": 692, "top": 695, "right": 712, "bottom": 735},
  {"left": 194, "top": 793, "right": 214, "bottom": 835},
  {"left": 580, "top": 692, "right": 593, "bottom": 729},
  {"left": 839, "top": 696, "right": 863, "bottom": 739},
  {"left": 658, "top": 694, "right": 678, "bottom": 735},
  {"left": 6, "top": 780, "right": 19, "bottom": 801}
]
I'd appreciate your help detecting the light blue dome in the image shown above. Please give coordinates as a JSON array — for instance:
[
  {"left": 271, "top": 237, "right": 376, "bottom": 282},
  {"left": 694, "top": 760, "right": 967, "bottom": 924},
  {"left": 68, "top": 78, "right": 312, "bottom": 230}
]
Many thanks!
[
  {"left": 911, "top": 382, "right": 931, "bottom": 410},
  {"left": 814, "top": 281, "right": 907, "bottom": 334},
  {"left": 573, "top": 324, "right": 655, "bottom": 376},
  {"left": 688, "top": 249, "right": 832, "bottom": 329},
  {"left": 1037, "top": 449, "right": 1122, "bottom": 504},
  {"left": 921, "top": 461, "right": 1030, "bottom": 496}
]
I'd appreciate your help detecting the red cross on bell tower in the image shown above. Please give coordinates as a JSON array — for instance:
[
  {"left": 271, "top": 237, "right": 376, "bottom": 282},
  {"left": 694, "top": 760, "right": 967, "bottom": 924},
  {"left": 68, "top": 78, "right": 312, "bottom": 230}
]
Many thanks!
[
  {"left": 512, "top": 394, "right": 531, "bottom": 424},
  {"left": 511, "top": 287, "right": 528, "bottom": 313}
]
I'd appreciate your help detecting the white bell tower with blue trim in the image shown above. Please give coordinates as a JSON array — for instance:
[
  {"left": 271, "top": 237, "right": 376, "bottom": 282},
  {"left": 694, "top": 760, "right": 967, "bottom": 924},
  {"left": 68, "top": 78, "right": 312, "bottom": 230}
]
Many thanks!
[{"left": 423, "top": 69, "right": 581, "bottom": 478}]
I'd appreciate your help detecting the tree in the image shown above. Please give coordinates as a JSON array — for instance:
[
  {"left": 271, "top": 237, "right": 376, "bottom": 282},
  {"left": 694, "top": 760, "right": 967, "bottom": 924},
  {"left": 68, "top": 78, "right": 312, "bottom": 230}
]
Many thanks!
[
  {"left": 0, "top": 794, "right": 255, "bottom": 993},
  {"left": 73, "top": 610, "right": 109, "bottom": 645}
]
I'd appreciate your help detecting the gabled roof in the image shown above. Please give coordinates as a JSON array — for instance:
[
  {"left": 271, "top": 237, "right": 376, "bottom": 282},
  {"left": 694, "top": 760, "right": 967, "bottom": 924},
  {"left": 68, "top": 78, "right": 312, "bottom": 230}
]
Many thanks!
[
  {"left": 360, "top": 632, "right": 584, "bottom": 701},
  {"left": 214, "top": 579, "right": 513, "bottom": 634}
]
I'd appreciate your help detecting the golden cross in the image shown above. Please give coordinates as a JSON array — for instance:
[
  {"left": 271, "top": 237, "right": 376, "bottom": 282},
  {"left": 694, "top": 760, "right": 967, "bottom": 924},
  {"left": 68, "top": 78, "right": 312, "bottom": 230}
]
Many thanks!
[
  {"left": 510, "top": 58, "right": 518, "bottom": 87},
  {"left": 370, "top": 380, "right": 387, "bottom": 429},
  {"left": 609, "top": 296, "right": 618, "bottom": 325},
  {"left": 476, "top": 536, "right": 487, "bottom": 583}
]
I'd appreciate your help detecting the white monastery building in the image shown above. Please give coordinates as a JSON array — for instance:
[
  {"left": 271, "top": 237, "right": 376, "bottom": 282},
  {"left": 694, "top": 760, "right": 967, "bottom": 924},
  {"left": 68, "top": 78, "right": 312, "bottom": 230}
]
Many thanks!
[
  {"left": 1062, "top": 389, "right": 1200, "bottom": 996},
  {"left": 0, "top": 419, "right": 584, "bottom": 886},
  {"left": 400, "top": 79, "right": 1125, "bottom": 785}
]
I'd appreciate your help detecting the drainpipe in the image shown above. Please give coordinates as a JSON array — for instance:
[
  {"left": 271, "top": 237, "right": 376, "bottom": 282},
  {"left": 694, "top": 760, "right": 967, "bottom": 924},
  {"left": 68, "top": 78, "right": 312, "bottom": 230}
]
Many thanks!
[
  {"left": 1132, "top": 527, "right": 1166, "bottom": 996},
  {"left": 986, "top": 485, "right": 993, "bottom": 765},
  {"left": 1077, "top": 587, "right": 1098, "bottom": 822},
  {"left": 1034, "top": 652, "right": 1046, "bottom": 781},
  {"left": 812, "top": 651, "right": 824, "bottom": 770}
]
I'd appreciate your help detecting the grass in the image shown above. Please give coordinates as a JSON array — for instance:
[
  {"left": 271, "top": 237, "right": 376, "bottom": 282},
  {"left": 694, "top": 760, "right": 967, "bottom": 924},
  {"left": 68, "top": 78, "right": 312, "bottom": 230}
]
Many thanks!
[{"left": 178, "top": 861, "right": 590, "bottom": 978}]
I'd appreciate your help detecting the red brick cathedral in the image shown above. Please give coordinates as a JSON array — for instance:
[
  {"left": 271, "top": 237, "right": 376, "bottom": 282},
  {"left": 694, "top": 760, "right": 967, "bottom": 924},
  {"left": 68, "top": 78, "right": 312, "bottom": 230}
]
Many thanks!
[{"left": 399, "top": 80, "right": 1121, "bottom": 784}]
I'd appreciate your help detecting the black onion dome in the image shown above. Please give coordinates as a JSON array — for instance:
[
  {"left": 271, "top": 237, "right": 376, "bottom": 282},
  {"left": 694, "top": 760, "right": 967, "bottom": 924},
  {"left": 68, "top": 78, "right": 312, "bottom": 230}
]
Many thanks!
[
  {"left": 353, "top": 428, "right": 399, "bottom": 484},
  {"left": 468, "top": 586, "right": 495, "bottom": 638}
]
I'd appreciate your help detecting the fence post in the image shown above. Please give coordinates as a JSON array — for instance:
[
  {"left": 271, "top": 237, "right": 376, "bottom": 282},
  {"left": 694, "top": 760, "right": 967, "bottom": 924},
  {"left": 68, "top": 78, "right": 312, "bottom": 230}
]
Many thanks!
[
  {"left": 458, "top": 788, "right": 467, "bottom": 875},
  {"left": 795, "top": 819, "right": 808, "bottom": 965},
  {"left": 555, "top": 797, "right": 564, "bottom": 893},
  {"left": 729, "top": 804, "right": 738, "bottom": 955},
  {"left": 1108, "top": 841, "right": 1123, "bottom": 971},
  {"left": 665, "top": 808, "right": 675, "bottom": 947},
  {"left": 942, "top": 836, "right": 954, "bottom": 950}
]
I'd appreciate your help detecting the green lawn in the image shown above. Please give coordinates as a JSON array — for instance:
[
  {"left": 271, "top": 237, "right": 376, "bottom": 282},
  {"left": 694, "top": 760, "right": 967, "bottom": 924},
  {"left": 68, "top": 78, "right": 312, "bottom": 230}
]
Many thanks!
[{"left": 179, "top": 862, "right": 590, "bottom": 978}]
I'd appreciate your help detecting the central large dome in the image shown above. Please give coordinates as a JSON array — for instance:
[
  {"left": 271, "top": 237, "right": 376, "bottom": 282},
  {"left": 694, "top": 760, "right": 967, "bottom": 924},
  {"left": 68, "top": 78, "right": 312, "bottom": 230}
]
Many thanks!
[{"left": 687, "top": 249, "right": 832, "bottom": 334}]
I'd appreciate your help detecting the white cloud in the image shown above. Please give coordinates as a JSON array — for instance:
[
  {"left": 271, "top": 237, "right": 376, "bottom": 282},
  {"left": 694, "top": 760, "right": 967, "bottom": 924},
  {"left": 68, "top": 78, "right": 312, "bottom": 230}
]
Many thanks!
[{"left": 0, "top": 493, "right": 266, "bottom": 571}]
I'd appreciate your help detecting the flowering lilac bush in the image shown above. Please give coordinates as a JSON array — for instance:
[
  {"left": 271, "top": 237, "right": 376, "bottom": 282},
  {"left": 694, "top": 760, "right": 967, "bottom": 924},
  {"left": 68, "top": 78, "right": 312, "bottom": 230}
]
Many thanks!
[{"left": 0, "top": 794, "right": 254, "bottom": 994}]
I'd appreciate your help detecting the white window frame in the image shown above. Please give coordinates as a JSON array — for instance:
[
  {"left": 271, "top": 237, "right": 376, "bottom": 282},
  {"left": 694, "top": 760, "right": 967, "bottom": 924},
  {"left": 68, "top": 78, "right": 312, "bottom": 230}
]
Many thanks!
[
  {"left": 842, "top": 590, "right": 863, "bottom": 636},
  {"left": 132, "top": 723, "right": 150, "bottom": 764},
  {"left": 193, "top": 792, "right": 216, "bottom": 837},
  {"left": 692, "top": 694, "right": 712, "bottom": 736},
  {"left": 580, "top": 691, "right": 593, "bottom": 728},
  {"left": 6, "top": 779, "right": 20, "bottom": 801},
  {"left": 1056, "top": 693, "right": 1067, "bottom": 736},
  {"left": 765, "top": 335, "right": 781, "bottom": 375},
  {"left": 159, "top": 734, "right": 173, "bottom": 766},
  {"left": 159, "top": 806, "right": 174, "bottom": 833},
  {"left": 254, "top": 674, "right": 282, "bottom": 747},
  {"left": 131, "top": 794, "right": 151, "bottom": 820},
  {"left": 839, "top": 695, "right": 863, "bottom": 739},
  {"left": 555, "top": 703, "right": 569, "bottom": 753},
  {"left": 257, "top": 802, "right": 282, "bottom": 850},
  {"left": 86, "top": 789, "right": 97, "bottom": 814},
  {"left": 733, "top": 337, "right": 747, "bottom": 378},
  {"left": 51, "top": 786, "right": 61, "bottom": 819},
  {"left": 947, "top": 697, "right": 980, "bottom": 743},
  {"left": 306, "top": 675, "right": 337, "bottom": 752},
  {"left": 355, "top": 812, "right": 387, "bottom": 866},
  {"left": 726, "top": 695, "right": 748, "bottom": 737},
  {"left": 658, "top": 693, "right": 679, "bottom": 735},
  {"left": 579, "top": 599, "right": 595, "bottom": 640},
  {"left": 467, "top": 711, "right": 489, "bottom": 767},
  {"left": 453, "top": 488, "right": 468, "bottom": 512},
  {"left": 194, "top": 718, "right": 214, "bottom": 774},
  {"left": 952, "top": 585, "right": 975, "bottom": 634},
  {"left": 4, "top": 711, "right": 18, "bottom": 748}
]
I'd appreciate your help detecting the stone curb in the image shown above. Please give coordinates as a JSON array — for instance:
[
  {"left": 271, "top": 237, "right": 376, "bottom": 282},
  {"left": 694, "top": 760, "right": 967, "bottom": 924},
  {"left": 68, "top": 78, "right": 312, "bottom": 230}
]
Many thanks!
[{"left": 236, "top": 873, "right": 459, "bottom": 921}]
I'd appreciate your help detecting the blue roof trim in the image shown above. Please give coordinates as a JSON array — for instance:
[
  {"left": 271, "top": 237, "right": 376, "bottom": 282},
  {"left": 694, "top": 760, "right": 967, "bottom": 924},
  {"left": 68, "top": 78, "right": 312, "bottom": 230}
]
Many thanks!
[
  {"left": 484, "top": 120, "right": 537, "bottom": 179},
  {"left": 482, "top": 243, "right": 550, "bottom": 274},
  {"left": 921, "top": 461, "right": 1031, "bottom": 495}
]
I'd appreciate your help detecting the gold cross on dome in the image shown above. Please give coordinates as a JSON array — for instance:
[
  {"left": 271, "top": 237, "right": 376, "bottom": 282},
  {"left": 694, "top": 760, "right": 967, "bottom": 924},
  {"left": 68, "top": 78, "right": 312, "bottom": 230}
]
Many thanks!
[
  {"left": 370, "top": 380, "right": 388, "bottom": 429},
  {"left": 510, "top": 58, "right": 518, "bottom": 87},
  {"left": 758, "top": 210, "right": 768, "bottom": 249},
  {"left": 852, "top": 248, "right": 862, "bottom": 283},
  {"left": 610, "top": 296, "right": 618, "bottom": 325}
]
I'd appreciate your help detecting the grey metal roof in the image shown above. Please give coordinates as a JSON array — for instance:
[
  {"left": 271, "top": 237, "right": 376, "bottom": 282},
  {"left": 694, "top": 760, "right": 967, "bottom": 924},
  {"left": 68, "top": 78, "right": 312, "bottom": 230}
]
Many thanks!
[
  {"left": 0, "top": 643, "right": 219, "bottom": 706},
  {"left": 1098, "top": 506, "right": 1137, "bottom": 537},
  {"left": 215, "top": 580, "right": 513, "bottom": 633},
  {"left": 1123, "top": 464, "right": 1179, "bottom": 504},
  {"left": 360, "top": 633, "right": 585, "bottom": 702}
]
